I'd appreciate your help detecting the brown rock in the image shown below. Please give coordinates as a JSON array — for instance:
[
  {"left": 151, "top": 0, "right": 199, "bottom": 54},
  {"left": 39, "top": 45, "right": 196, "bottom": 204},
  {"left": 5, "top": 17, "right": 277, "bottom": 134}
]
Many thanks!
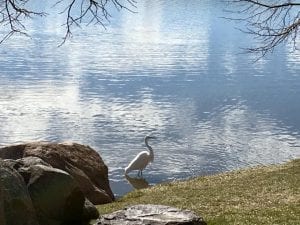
[
  {"left": 0, "top": 142, "right": 114, "bottom": 204},
  {"left": 96, "top": 204, "right": 207, "bottom": 225}
]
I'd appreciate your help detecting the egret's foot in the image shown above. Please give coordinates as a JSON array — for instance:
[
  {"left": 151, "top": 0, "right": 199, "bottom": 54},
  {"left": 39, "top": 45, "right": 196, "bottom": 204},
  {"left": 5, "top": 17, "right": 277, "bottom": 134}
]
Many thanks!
[{"left": 137, "top": 170, "right": 143, "bottom": 177}]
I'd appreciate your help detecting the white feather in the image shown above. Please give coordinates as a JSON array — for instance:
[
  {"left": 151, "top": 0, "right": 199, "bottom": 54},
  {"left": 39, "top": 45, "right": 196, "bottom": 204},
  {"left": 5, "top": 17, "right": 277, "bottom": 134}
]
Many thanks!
[{"left": 124, "top": 136, "right": 155, "bottom": 176}]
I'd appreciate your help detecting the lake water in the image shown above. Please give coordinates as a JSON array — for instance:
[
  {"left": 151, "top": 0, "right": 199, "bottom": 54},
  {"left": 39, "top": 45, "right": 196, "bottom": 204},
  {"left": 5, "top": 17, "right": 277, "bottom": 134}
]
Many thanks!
[{"left": 0, "top": 0, "right": 299, "bottom": 197}]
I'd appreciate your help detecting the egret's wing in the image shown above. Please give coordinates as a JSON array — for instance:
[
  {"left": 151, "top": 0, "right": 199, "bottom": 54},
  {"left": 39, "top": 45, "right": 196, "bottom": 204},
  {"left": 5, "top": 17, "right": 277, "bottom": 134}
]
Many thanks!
[{"left": 126, "top": 151, "right": 149, "bottom": 171}]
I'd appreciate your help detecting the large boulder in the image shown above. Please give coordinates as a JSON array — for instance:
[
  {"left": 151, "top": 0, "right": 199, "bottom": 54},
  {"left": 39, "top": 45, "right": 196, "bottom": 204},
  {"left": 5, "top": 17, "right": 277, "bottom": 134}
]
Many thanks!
[
  {"left": 96, "top": 204, "right": 207, "bottom": 225},
  {"left": 0, "top": 159, "right": 39, "bottom": 225},
  {"left": 4, "top": 156, "right": 99, "bottom": 225},
  {"left": 22, "top": 164, "right": 85, "bottom": 225},
  {"left": 0, "top": 142, "right": 114, "bottom": 204}
]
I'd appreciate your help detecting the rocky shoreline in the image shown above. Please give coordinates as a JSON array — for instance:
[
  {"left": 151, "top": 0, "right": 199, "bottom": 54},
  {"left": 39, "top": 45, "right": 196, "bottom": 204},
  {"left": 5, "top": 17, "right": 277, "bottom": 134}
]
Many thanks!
[
  {"left": 0, "top": 142, "right": 206, "bottom": 225},
  {"left": 0, "top": 142, "right": 112, "bottom": 225}
]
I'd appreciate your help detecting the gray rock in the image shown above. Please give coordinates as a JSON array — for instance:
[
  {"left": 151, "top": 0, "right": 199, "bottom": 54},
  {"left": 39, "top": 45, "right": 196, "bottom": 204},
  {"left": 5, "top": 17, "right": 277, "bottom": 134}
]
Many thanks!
[
  {"left": 17, "top": 156, "right": 52, "bottom": 167},
  {"left": 24, "top": 164, "right": 85, "bottom": 225},
  {"left": 96, "top": 204, "right": 207, "bottom": 225},
  {"left": 83, "top": 198, "right": 100, "bottom": 221},
  {"left": 4, "top": 157, "right": 52, "bottom": 184},
  {"left": 0, "top": 159, "right": 39, "bottom": 225},
  {"left": 2, "top": 156, "right": 100, "bottom": 225}
]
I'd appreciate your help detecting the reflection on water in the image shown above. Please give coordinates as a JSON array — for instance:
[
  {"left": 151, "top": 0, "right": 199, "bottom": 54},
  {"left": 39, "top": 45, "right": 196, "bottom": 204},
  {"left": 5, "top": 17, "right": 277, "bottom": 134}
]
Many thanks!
[
  {"left": 125, "top": 174, "right": 150, "bottom": 190},
  {"left": 0, "top": 0, "right": 300, "bottom": 196}
]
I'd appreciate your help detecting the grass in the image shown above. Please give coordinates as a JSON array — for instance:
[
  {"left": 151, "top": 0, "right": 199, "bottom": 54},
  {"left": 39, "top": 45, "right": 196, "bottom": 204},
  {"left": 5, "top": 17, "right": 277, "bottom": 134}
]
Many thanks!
[{"left": 97, "top": 159, "right": 300, "bottom": 225}]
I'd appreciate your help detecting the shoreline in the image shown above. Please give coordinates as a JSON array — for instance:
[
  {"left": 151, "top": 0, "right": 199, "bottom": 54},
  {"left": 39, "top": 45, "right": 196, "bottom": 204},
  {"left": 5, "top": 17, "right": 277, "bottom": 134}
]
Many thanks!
[{"left": 98, "top": 159, "right": 300, "bottom": 225}]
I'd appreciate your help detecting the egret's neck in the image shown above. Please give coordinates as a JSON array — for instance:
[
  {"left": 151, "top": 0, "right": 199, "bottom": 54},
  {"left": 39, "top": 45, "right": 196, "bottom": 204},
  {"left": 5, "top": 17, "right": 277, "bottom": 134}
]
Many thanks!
[{"left": 145, "top": 139, "right": 154, "bottom": 161}]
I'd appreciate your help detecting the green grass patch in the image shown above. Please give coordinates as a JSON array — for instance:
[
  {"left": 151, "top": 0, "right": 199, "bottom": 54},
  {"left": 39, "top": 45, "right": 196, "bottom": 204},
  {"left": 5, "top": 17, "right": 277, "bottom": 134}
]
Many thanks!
[{"left": 98, "top": 159, "right": 300, "bottom": 225}]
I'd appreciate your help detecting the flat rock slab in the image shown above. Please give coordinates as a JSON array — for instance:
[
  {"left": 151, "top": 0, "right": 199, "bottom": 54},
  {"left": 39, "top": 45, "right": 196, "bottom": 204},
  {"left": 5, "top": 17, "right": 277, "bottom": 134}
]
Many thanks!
[{"left": 96, "top": 204, "right": 207, "bottom": 225}]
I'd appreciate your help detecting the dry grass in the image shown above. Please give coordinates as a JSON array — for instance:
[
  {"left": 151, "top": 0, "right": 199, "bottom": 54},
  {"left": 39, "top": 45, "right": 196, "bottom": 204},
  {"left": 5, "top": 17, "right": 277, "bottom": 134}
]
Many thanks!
[{"left": 97, "top": 159, "right": 300, "bottom": 225}]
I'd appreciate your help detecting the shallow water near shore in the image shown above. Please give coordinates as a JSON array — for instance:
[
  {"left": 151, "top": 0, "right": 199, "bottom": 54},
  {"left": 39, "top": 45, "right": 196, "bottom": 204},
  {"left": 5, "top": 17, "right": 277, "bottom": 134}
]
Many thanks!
[{"left": 0, "top": 0, "right": 300, "bottom": 197}]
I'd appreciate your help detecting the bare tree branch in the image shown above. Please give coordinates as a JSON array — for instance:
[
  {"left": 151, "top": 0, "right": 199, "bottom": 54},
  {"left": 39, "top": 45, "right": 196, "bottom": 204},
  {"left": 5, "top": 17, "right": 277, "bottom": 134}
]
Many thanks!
[
  {"left": 223, "top": 0, "right": 300, "bottom": 59},
  {"left": 0, "top": 0, "right": 46, "bottom": 43},
  {"left": 0, "top": 0, "right": 136, "bottom": 44},
  {"left": 227, "top": 0, "right": 300, "bottom": 58}
]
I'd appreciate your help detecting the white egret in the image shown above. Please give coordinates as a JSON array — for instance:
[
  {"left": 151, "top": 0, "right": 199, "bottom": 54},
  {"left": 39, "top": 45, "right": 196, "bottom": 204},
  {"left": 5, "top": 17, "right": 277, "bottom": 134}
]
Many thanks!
[{"left": 124, "top": 136, "right": 156, "bottom": 176}]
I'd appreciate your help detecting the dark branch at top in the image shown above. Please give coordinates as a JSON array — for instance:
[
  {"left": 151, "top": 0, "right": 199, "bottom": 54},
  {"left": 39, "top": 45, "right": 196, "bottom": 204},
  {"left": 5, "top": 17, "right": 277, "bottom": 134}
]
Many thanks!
[
  {"left": 228, "top": 0, "right": 300, "bottom": 58},
  {"left": 0, "top": 0, "right": 46, "bottom": 43},
  {"left": 0, "top": 0, "right": 136, "bottom": 45}
]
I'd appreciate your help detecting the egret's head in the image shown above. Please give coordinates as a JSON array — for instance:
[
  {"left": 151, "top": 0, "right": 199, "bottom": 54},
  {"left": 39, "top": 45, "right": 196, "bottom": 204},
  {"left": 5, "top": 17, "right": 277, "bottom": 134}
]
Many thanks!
[{"left": 145, "top": 135, "right": 156, "bottom": 141}]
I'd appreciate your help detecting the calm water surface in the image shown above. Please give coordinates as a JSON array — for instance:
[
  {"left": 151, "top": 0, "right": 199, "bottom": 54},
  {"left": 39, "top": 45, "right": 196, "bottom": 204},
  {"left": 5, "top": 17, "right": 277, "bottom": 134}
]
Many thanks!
[{"left": 0, "top": 0, "right": 299, "bottom": 196}]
